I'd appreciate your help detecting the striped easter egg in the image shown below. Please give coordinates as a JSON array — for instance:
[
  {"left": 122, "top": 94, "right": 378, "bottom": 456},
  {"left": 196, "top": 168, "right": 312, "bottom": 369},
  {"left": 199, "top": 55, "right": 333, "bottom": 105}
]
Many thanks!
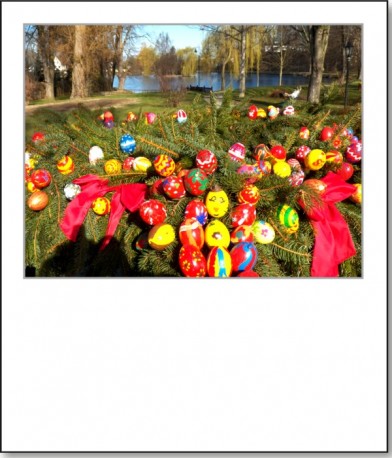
[
  {"left": 179, "top": 218, "right": 204, "bottom": 249},
  {"left": 277, "top": 204, "right": 299, "bottom": 234},
  {"left": 153, "top": 154, "right": 176, "bottom": 177},
  {"left": 230, "top": 242, "right": 258, "bottom": 272},
  {"left": 206, "top": 246, "right": 232, "bottom": 278}
]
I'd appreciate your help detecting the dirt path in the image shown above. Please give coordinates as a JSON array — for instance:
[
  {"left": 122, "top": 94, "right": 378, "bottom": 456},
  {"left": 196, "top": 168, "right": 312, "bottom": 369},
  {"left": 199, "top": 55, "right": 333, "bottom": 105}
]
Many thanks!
[{"left": 25, "top": 97, "right": 139, "bottom": 113}]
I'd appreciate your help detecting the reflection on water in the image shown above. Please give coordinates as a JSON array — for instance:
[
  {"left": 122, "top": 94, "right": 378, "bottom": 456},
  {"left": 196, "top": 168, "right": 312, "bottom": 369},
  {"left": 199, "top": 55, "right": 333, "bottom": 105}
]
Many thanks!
[{"left": 113, "top": 72, "right": 325, "bottom": 93}]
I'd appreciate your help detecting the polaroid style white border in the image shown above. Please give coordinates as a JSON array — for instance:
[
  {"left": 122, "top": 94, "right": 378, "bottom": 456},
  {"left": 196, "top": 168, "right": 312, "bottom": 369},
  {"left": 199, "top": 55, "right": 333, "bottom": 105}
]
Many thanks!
[{"left": 2, "top": 1, "right": 387, "bottom": 452}]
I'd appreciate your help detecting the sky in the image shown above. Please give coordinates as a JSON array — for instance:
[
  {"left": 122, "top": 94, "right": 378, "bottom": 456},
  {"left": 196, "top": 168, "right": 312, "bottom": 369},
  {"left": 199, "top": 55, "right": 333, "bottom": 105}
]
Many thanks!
[{"left": 135, "top": 25, "right": 207, "bottom": 52}]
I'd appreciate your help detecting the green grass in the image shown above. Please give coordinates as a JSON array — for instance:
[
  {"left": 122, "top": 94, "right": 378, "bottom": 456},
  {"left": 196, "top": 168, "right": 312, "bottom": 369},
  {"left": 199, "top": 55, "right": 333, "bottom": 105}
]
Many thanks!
[{"left": 25, "top": 83, "right": 362, "bottom": 143}]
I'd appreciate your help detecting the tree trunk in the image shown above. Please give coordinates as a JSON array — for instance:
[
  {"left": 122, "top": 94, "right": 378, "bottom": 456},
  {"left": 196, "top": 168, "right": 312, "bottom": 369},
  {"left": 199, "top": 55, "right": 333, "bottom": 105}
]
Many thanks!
[
  {"left": 307, "top": 26, "right": 330, "bottom": 103},
  {"left": 37, "top": 26, "right": 55, "bottom": 100},
  {"left": 239, "top": 26, "right": 246, "bottom": 98},
  {"left": 71, "top": 25, "right": 88, "bottom": 99},
  {"left": 220, "top": 47, "right": 232, "bottom": 91}
]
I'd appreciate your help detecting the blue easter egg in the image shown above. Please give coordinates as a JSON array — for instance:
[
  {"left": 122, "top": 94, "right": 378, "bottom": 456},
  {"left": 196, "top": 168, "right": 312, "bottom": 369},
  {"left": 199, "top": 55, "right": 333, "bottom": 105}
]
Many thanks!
[{"left": 120, "top": 134, "right": 136, "bottom": 154}]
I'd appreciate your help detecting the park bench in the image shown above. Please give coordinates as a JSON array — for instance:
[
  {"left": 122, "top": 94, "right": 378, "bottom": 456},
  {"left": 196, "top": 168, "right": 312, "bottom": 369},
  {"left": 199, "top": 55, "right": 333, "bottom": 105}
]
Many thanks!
[{"left": 187, "top": 85, "right": 213, "bottom": 93}]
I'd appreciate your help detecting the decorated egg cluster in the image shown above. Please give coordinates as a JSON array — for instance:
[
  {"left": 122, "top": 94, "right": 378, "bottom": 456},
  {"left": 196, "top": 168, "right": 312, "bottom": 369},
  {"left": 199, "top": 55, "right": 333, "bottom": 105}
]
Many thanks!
[{"left": 26, "top": 99, "right": 361, "bottom": 279}]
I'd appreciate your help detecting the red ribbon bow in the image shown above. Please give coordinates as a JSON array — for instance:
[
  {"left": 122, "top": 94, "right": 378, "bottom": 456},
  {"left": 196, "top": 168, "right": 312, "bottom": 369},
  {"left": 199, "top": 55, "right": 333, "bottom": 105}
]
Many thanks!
[
  {"left": 299, "top": 172, "right": 357, "bottom": 277},
  {"left": 60, "top": 174, "right": 147, "bottom": 250}
]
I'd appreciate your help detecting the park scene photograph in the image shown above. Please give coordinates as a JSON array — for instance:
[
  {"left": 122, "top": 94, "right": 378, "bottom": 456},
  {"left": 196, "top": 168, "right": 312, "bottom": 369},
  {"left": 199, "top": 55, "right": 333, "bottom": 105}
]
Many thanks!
[{"left": 24, "top": 24, "right": 362, "bottom": 278}]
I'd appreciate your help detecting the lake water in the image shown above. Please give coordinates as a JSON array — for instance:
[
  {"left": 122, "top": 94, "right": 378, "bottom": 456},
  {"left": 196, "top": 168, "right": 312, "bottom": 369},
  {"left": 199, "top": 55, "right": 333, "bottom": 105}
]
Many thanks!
[{"left": 113, "top": 72, "right": 325, "bottom": 93}]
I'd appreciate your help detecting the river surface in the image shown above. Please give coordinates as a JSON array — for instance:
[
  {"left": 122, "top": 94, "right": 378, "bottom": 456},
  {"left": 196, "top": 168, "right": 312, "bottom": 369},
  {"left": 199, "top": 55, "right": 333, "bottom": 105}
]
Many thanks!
[{"left": 113, "top": 72, "right": 333, "bottom": 93}]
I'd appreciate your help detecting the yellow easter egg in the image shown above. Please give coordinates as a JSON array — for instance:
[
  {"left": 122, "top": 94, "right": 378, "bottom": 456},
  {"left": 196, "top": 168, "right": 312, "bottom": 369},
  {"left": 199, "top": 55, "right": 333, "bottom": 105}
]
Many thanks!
[
  {"left": 148, "top": 223, "right": 176, "bottom": 250},
  {"left": 204, "top": 219, "right": 231, "bottom": 249},
  {"left": 350, "top": 183, "right": 362, "bottom": 204},
  {"left": 205, "top": 185, "right": 229, "bottom": 218},
  {"left": 91, "top": 197, "right": 111, "bottom": 216},
  {"left": 252, "top": 220, "right": 275, "bottom": 244},
  {"left": 273, "top": 161, "right": 291, "bottom": 178},
  {"left": 133, "top": 157, "right": 152, "bottom": 172},
  {"left": 104, "top": 159, "right": 122, "bottom": 175},
  {"left": 304, "top": 149, "right": 326, "bottom": 171}
]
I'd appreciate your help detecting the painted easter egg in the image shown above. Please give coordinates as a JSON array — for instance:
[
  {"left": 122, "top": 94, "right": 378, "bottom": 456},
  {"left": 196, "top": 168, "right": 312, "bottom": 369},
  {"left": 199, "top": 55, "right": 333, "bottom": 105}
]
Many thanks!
[
  {"left": 119, "top": 134, "right": 136, "bottom": 154},
  {"left": 195, "top": 150, "right": 218, "bottom": 175},
  {"left": 204, "top": 219, "right": 231, "bottom": 249},
  {"left": 135, "top": 232, "right": 150, "bottom": 251},
  {"left": 325, "top": 150, "right": 343, "bottom": 164},
  {"left": 89, "top": 146, "right": 104, "bottom": 165},
  {"left": 153, "top": 154, "right": 176, "bottom": 177},
  {"left": 346, "top": 141, "right": 362, "bottom": 163},
  {"left": 230, "top": 242, "right": 258, "bottom": 272},
  {"left": 231, "top": 203, "right": 257, "bottom": 227},
  {"left": 56, "top": 155, "right": 75, "bottom": 175},
  {"left": 253, "top": 144, "right": 271, "bottom": 161},
  {"left": 139, "top": 199, "right": 167, "bottom": 226},
  {"left": 162, "top": 175, "right": 186, "bottom": 199},
  {"left": 178, "top": 245, "right": 207, "bottom": 277},
  {"left": 237, "top": 184, "right": 260, "bottom": 205},
  {"left": 148, "top": 223, "right": 175, "bottom": 250},
  {"left": 30, "top": 169, "right": 52, "bottom": 189},
  {"left": 205, "top": 186, "right": 229, "bottom": 218},
  {"left": 133, "top": 157, "right": 152, "bottom": 172},
  {"left": 91, "top": 197, "right": 111, "bottom": 216},
  {"left": 176, "top": 109, "right": 187, "bottom": 124},
  {"left": 336, "top": 162, "right": 354, "bottom": 181},
  {"left": 179, "top": 218, "right": 204, "bottom": 249},
  {"left": 302, "top": 179, "right": 328, "bottom": 195},
  {"left": 270, "top": 145, "right": 286, "bottom": 161},
  {"left": 104, "top": 159, "right": 122, "bottom": 175},
  {"left": 184, "top": 199, "right": 208, "bottom": 225},
  {"left": 183, "top": 168, "right": 209, "bottom": 196},
  {"left": 247, "top": 104, "right": 258, "bottom": 120},
  {"left": 320, "top": 126, "right": 334, "bottom": 142},
  {"left": 228, "top": 142, "right": 246, "bottom": 163},
  {"left": 350, "top": 183, "right": 362, "bottom": 204},
  {"left": 257, "top": 160, "right": 272, "bottom": 176},
  {"left": 299, "top": 127, "right": 310, "bottom": 140},
  {"left": 230, "top": 225, "right": 254, "bottom": 244},
  {"left": 277, "top": 204, "right": 299, "bottom": 234},
  {"left": 237, "top": 164, "right": 259, "bottom": 183},
  {"left": 295, "top": 145, "right": 311, "bottom": 162},
  {"left": 122, "top": 156, "right": 136, "bottom": 171},
  {"left": 236, "top": 270, "right": 260, "bottom": 277},
  {"left": 206, "top": 246, "right": 232, "bottom": 278},
  {"left": 252, "top": 220, "right": 275, "bottom": 244},
  {"left": 304, "top": 149, "right": 326, "bottom": 171},
  {"left": 273, "top": 161, "right": 291, "bottom": 178}
]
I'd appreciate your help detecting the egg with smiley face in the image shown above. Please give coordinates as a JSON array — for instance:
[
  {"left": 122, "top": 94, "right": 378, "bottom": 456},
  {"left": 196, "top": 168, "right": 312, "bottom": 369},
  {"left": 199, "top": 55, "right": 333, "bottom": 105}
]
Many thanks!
[{"left": 205, "top": 185, "right": 229, "bottom": 218}]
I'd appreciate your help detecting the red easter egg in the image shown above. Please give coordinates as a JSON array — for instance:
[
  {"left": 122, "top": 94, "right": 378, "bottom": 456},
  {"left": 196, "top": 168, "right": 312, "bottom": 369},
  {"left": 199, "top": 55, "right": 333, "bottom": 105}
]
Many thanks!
[
  {"left": 270, "top": 145, "right": 286, "bottom": 161},
  {"left": 184, "top": 199, "right": 208, "bottom": 225},
  {"left": 238, "top": 184, "right": 260, "bottom": 205},
  {"left": 162, "top": 176, "right": 186, "bottom": 199},
  {"left": 299, "top": 127, "right": 310, "bottom": 140},
  {"left": 32, "top": 132, "right": 45, "bottom": 142},
  {"left": 179, "top": 218, "right": 204, "bottom": 249},
  {"left": 346, "top": 141, "right": 362, "bottom": 163},
  {"left": 104, "top": 111, "right": 114, "bottom": 121},
  {"left": 332, "top": 137, "right": 342, "bottom": 149},
  {"left": 30, "top": 168, "right": 52, "bottom": 189},
  {"left": 247, "top": 105, "right": 258, "bottom": 120},
  {"left": 230, "top": 225, "right": 254, "bottom": 244},
  {"left": 320, "top": 126, "right": 334, "bottom": 141},
  {"left": 195, "top": 150, "right": 218, "bottom": 175},
  {"left": 179, "top": 245, "right": 207, "bottom": 277},
  {"left": 237, "top": 270, "right": 260, "bottom": 277},
  {"left": 230, "top": 242, "right": 258, "bottom": 272},
  {"left": 336, "top": 162, "right": 354, "bottom": 181},
  {"left": 123, "top": 156, "right": 136, "bottom": 171},
  {"left": 295, "top": 145, "right": 311, "bottom": 162},
  {"left": 150, "top": 178, "right": 165, "bottom": 196},
  {"left": 228, "top": 143, "right": 246, "bottom": 163},
  {"left": 183, "top": 168, "right": 209, "bottom": 196},
  {"left": 139, "top": 199, "right": 167, "bottom": 226},
  {"left": 231, "top": 203, "right": 257, "bottom": 227}
]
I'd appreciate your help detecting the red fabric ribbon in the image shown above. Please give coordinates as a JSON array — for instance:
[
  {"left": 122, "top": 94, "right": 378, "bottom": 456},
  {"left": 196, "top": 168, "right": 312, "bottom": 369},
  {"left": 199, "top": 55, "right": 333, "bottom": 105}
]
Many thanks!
[
  {"left": 299, "top": 172, "right": 357, "bottom": 277},
  {"left": 60, "top": 174, "right": 147, "bottom": 250}
]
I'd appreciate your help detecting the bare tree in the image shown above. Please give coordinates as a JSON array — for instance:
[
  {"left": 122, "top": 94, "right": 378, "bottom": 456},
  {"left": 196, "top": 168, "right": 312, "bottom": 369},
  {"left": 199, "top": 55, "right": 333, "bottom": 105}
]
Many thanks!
[
  {"left": 71, "top": 25, "right": 88, "bottom": 98},
  {"left": 37, "top": 26, "right": 55, "bottom": 99}
]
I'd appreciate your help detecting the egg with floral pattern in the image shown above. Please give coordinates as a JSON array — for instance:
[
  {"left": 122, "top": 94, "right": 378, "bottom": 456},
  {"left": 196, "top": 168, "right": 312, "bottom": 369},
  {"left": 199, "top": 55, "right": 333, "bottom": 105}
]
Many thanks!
[{"left": 178, "top": 245, "right": 207, "bottom": 277}]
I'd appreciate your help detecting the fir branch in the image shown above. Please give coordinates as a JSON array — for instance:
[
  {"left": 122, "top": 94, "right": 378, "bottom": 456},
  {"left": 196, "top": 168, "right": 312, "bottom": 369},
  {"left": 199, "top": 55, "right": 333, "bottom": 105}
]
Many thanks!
[
  {"left": 270, "top": 242, "right": 311, "bottom": 258},
  {"left": 137, "top": 136, "right": 179, "bottom": 158}
]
